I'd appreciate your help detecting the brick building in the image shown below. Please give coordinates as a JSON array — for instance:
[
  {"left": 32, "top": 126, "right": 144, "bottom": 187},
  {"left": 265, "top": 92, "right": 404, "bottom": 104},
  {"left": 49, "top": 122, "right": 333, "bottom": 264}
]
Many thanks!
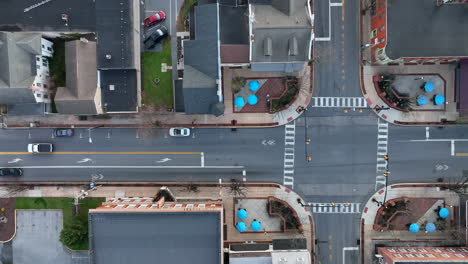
[
  {"left": 88, "top": 193, "right": 224, "bottom": 264},
  {"left": 370, "top": 0, "right": 468, "bottom": 64},
  {"left": 377, "top": 247, "right": 468, "bottom": 263}
]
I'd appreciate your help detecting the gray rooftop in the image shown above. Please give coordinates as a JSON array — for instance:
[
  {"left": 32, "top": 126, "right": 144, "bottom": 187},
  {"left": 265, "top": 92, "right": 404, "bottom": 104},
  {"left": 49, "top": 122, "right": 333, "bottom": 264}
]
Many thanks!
[
  {"left": 0, "top": 32, "right": 41, "bottom": 89},
  {"left": 55, "top": 40, "right": 99, "bottom": 115},
  {"left": 250, "top": 0, "right": 312, "bottom": 64},
  {"left": 95, "top": 0, "right": 135, "bottom": 69},
  {"left": 183, "top": 4, "right": 221, "bottom": 114},
  {"left": 386, "top": 0, "right": 468, "bottom": 59},
  {"left": 219, "top": 5, "right": 249, "bottom": 45},
  {"left": 100, "top": 69, "right": 137, "bottom": 112},
  {"left": 89, "top": 212, "right": 221, "bottom": 264}
]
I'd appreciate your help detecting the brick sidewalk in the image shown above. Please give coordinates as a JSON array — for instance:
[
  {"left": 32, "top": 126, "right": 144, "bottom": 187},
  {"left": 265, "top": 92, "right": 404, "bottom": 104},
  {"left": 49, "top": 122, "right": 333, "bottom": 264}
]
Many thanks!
[
  {"left": 359, "top": 0, "right": 461, "bottom": 126},
  {"left": 0, "top": 182, "right": 315, "bottom": 261},
  {"left": 360, "top": 184, "right": 463, "bottom": 264},
  {"left": 3, "top": 66, "right": 312, "bottom": 129}
]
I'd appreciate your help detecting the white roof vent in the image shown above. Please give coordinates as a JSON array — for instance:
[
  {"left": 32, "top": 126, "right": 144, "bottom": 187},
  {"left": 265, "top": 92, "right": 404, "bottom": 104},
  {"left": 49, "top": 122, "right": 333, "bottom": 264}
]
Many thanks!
[
  {"left": 109, "top": 85, "right": 115, "bottom": 91},
  {"left": 106, "top": 54, "right": 112, "bottom": 60}
]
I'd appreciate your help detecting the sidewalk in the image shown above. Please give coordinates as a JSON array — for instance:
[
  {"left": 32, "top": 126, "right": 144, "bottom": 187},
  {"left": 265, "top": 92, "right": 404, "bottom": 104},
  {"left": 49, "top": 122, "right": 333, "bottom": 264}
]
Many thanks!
[
  {"left": 359, "top": 0, "right": 460, "bottom": 126},
  {"left": 1, "top": 182, "right": 315, "bottom": 260},
  {"left": 360, "top": 184, "right": 464, "bottom": 264},
  {"left": 3, "top": 65, "right": 312, "bottom": 129}
]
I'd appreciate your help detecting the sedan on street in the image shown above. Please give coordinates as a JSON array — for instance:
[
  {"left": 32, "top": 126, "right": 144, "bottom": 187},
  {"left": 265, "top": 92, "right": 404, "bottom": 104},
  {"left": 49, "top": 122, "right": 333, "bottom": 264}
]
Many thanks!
[
  {"left": 54, "top": 128, "right": 74, "bottom": 137},
  {"left": 169, "top": 128, "right": 190, "bottom": 137},
  {"left": 0, "top": 168, "right": 23, "bottom": 176}
]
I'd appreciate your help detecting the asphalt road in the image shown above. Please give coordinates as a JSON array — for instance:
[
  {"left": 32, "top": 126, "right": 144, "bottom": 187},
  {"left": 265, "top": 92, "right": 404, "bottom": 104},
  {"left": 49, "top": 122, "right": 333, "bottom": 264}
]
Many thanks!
[{"left": 0, "top": 117, "right": 468, "bottom": 263}]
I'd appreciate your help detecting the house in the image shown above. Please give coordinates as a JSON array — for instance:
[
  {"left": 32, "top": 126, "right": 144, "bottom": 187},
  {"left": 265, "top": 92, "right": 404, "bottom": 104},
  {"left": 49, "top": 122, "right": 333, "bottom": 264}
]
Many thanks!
[
  {"left": 370, "top": 0, "right": 468, "bottom": 64},
  {"left": 182, "top": 0, "right": 312, "bottom": 115},
  {"left": 88, "top": 196, "right": 223, "bottom": 264},
  {"left": 377, "top": 247, "right": 468, "bottom": 263},
  {"left": 0, "top": 0, "right": 140, "bottom": 115},
  {"left": 0, "top": 32, "right": 53, "bottom": 114},
  {"left": 55, "top": 40, "right": 103, "bottom": 115}
]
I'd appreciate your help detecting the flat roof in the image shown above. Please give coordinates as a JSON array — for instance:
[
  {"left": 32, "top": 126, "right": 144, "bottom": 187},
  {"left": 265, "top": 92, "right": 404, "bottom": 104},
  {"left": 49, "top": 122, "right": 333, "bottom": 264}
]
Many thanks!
[
  {"left": 89, "top": 212, "right": 221, "bottom": 264},
  {"left": 100, "top": 69, "right": 137, "bottom": 112},
  {"left": 386, "top": 0, "right": 468, "bottom": 59},
  {"left": 95, "top": 0, "right": 134, "bottom": 69},
  {"left": 219, "top": 5, "right": 249, "bottom": 45},
  {"left": 0, "top": 0, "right": 96, "bottom": 32}
]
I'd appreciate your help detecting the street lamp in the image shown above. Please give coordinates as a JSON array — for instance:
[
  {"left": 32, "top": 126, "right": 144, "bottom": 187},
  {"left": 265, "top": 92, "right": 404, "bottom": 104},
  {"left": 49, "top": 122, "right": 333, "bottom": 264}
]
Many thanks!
[{"left": 88, "top": 128, "right": 93, "bottom": 143}]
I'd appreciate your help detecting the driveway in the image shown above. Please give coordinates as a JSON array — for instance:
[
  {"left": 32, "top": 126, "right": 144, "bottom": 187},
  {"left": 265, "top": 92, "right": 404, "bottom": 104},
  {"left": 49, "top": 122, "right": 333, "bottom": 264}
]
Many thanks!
[
  {"left": 1, "top": 210, "right": 90, "bottom": 264},
  {"left": 141, "top": 0, "right": 183, "bottom": 52}
]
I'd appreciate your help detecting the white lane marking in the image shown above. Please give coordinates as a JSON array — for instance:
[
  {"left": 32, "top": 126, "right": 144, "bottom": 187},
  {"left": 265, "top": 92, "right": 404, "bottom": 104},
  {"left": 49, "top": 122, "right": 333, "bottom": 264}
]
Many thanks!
[
  {"left": 311, "top": 97, "right": 368, "bottom": 108},
  {"left": 262, "top": 139, "right": 276, "bottom": 146},
  {"left": 3, "top": 165, "right": 245, "bottom": 169},
  {"left": 343, "top": 247, "right": 359, "bottom": 264},
  {"left": 7, "top": 158, "right": 23, "bottom": 164},
  {"left": 308, "top": 203, "right": 361, "bottom": 214},
  {"left": 200, "top": 152, "right": 205, "bottom": 167},
  {"left": 91, "top": 173, "right": 104, "bottom": 180},
  {"left": 283, "top": 122, "right": 296, "bottom": 188},
  {"left": 403, "top": 139, "right": 468, "bottom": 142},
  {"left": 451, "top": 140, "right": 455, "bottom": 156},
  {"left": 435, "top": 164, "right": 449, "bottom": 171},
  {"left": 315, "top": 0, "right": 343, "bottom": 41},
  {"left": 426, "top": 126, "right": 430, "bottom": 140},
  {"left": 156, "top": 158, "right": 171, "bottom": 163},
  {"left": 77, "top": 158, "right": 93, "bottom": 164},
  {"left": 375, "top": 119, "right": 389, "bottom": 190}
]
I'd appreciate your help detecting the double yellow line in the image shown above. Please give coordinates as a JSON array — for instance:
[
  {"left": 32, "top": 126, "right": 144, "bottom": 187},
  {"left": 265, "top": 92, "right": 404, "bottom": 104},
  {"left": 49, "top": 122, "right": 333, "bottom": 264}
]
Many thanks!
[{"left": 0, "top": 151, "right": 200, "bottom": 155}]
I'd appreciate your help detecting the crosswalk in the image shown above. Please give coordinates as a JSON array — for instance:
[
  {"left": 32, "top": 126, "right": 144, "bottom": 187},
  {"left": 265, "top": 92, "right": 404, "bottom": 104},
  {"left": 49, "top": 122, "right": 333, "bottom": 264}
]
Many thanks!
[
  {"left": 311, "top": 97, "right": 368, "bottom": 108},
  {"left": 283, "top": 122, "right": 296, "bottom": 188},
  {"left": 308, "top": 203, "right": 361, "bottom": 214},
  {"left": 375, "top": 119, "right": 389, "bottom": 190}
]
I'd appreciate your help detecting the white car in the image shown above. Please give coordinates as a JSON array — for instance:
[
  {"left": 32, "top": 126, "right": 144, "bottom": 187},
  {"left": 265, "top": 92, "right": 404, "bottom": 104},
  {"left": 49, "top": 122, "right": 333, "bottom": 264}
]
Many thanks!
[
  {"left": 169, "top": 128, "right": 190, "bottom": 137},
  {"left": 28, "top": 143, "right": 53, "bottom": 153}
]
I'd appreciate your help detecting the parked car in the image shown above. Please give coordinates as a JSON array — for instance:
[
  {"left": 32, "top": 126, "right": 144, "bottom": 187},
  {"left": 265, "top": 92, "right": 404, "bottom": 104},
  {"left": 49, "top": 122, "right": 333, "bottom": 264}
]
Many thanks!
[
  {"left": 0, "top": 168, "right": 23, "bottom": 176},
  {"left": 144, "top": 11, "right": 166, "bottom": 27},
  {"left": 143, "top": 26, "right": 168, "bottom": 49},
  {"left": 169, "top": 128, "right": 190, "bottom": 137},
  {"left": 28, "top": 143, "right": 53, "bottom": 153},
  {"left": 54, "top": 128, "right": 74, "bottom": 137}
]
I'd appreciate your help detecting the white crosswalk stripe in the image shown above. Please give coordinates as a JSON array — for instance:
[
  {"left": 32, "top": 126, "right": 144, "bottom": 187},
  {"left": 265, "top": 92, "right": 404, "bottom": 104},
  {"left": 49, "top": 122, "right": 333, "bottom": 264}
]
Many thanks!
[
  {"left": 375, "top": 119, "right": 389, "bottom": 190},
  {"left": 308, "top": 203, "right": 361, "bottom": 214},
  {"left": 311, "top": 97, "right": 368, "bottom": 108},
  {"left": 283, "top": 122, "right": 296, "bottom": 188}
]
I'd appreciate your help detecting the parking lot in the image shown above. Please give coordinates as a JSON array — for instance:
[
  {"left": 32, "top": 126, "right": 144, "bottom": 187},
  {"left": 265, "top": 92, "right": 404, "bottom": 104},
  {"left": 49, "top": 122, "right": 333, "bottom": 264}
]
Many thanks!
[{"left": 141, "top": 0, "right": 183, "bottom": 52}]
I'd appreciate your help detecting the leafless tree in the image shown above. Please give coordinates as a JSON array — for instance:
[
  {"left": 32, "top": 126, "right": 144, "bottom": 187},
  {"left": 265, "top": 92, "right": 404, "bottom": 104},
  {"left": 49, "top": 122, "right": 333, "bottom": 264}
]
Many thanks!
[
  {"left": 229, "top": 179, "right": 246, "bottom": 197},
  {"left": 4, "top": 184, "right": 28, "bottom": 197},
  {"left": 184, "top": 182, "right": 200, "bottom": 193}
]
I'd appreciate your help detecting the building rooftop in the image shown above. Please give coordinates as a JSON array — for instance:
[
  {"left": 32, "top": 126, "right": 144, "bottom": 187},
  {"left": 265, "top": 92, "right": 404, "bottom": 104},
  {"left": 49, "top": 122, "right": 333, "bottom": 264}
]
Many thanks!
[
  {"left": 250, "top": 0, "right": 312, "bottom": 68},
  {"left": 95, "top": 0, "right": 135, "bottom": 69},
  {"left": 89, "top": 212, "right": 221, "bottom": 264},
  {"left": 55, "top": 40, "right": 99, "bottom": 115},
  {"left": 0, "top": 0, "right": 96, "bottom": 32},
  {"left": 219, "top": 5, "right": 249, "bottom": 45},
  {"left": 386, "top": 0, "right": 468, "bottom": 59},
  {"left": 183, "top": 4, "right": 221, "bottom": 114},
  {"left": 100, "top": 69, "right": 137, "bottom": 112}
]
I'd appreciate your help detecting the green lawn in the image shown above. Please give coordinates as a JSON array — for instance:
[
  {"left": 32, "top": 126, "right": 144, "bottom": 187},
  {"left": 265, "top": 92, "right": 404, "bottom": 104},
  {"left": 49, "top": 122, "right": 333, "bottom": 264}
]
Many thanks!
[
  {"left": 15, "top": 197, "right": 105, "bottom": 250},
  {"left": 142, "top": 39, "right": 173, "bottom": 109}
]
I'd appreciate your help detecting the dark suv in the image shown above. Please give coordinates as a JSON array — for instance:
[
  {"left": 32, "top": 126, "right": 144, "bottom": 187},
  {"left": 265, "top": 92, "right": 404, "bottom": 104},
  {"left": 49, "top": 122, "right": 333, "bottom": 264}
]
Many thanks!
[
  {"left": 0, "top": 168, "right": 23, "bottom": 176},
  {"left": 144, "top": 26, "right": 168, "bottom": 49}
]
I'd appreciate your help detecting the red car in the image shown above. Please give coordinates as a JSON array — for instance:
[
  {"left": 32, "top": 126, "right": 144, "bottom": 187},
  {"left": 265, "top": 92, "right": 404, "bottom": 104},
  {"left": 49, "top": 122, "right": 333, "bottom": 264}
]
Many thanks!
[{"left": 144, "top": 11, "right": 166, "bottom": 27}]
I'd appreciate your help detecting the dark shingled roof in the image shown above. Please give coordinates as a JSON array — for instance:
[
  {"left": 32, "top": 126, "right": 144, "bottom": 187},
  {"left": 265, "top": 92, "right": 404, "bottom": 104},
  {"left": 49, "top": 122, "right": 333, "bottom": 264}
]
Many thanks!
[
  {"left": 100, "top": 69, "right": 137, "bottom": 112},
  {"left": 95, "top": 0, "right": 134, "bottom": 69},
  {"left": 386, "top": 0, "right": 468, "bottom": 60},
  {"left": 183, "top": 4, "right": 221, "bottom": 114},
  {"left": 89, "top": 212, "right": 221, "bottom": 264}
]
